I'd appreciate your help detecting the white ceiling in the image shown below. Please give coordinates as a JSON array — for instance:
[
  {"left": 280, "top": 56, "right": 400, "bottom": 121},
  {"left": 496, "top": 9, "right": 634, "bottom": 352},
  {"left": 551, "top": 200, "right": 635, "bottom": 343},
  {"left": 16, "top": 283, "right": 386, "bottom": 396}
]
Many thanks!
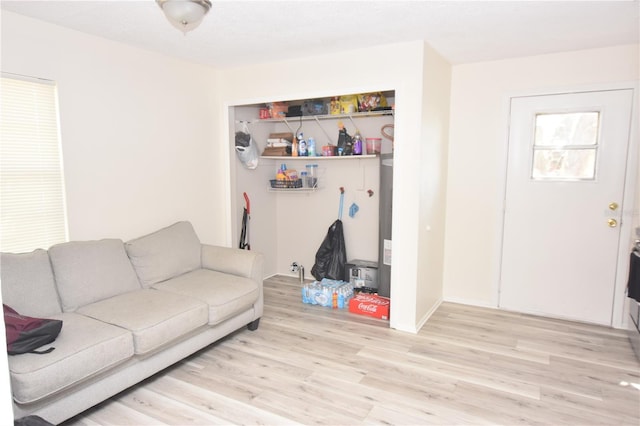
[{"left": 2, "top": 0, "right": 639, "bottom": 68}]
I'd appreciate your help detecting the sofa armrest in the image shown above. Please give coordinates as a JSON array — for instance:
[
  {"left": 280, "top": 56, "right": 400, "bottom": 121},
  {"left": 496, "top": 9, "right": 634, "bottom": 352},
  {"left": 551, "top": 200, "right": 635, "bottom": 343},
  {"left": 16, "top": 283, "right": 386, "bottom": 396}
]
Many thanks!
[{"left": 201, "top": 245, "right": 264, "bottom": 284}]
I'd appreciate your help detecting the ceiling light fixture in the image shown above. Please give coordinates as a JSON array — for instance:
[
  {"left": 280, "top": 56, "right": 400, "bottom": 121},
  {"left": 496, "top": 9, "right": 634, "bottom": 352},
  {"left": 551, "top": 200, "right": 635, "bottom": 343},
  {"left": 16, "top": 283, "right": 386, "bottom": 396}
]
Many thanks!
[{"left": 156, "top": 0, "right": 212, "bottom": 34}]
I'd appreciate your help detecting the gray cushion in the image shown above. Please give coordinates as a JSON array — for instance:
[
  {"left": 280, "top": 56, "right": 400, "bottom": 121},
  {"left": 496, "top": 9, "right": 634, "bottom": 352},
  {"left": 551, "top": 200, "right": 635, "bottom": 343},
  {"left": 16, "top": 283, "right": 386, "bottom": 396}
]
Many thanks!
[
  {"left": 125, "top": 221, "right": 202, "bottom": 288},
  {"left": 8, "top": 312, "right": 133, "bottom": 404},
  {"left": 48, "top": 239, "right": 142, "bottom": 312},
  {"left": 153, "top": 269, "right": 259, "bottom": 325},
  {"left": 77, "top": 289, "right": 208, "bottom": 355},
  {"left": 0, "top": 249, "right": 62, "bottom": 317}
]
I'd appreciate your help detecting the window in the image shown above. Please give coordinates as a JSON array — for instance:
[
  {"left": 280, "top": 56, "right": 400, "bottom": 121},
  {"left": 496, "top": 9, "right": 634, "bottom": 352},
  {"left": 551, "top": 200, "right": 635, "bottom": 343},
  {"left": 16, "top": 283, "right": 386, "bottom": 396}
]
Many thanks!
[
  {"left": 531, "top": 111, "right": 600, "bottom": 181},
  {"left": 1, "top": 74, "right": 67, "bottom": 253}
]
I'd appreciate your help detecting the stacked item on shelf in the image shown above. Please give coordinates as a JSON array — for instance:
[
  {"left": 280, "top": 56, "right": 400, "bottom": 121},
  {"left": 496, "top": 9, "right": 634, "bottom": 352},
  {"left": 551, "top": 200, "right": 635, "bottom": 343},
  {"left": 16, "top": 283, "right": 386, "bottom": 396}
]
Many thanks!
[
  {"left": 262, "top": 132, "right": 293, "bottom": 157},
  {"left": 330, "top": 92, "right": 390, "bottom": 115},
  {"left": 267, "top": 102, "right": 288, "bottom": 119}
]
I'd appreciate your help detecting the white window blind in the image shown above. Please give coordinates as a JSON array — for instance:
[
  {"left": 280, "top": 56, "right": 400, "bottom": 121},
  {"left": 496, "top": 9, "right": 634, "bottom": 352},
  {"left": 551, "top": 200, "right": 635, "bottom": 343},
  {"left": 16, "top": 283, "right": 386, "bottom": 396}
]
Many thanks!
[{"left": 1, "top": 74, "right": 68, "bottom": 253}]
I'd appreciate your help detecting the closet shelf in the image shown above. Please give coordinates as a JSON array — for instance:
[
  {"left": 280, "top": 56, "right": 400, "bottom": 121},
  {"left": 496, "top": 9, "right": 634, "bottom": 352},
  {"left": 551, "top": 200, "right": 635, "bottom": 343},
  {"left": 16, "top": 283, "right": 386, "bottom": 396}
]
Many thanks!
[
  {"left": 260, "top": 154, "right": 378, "bottom": 160},
  {"left": 267, "top": 186, "right": 320, "bottom": 193},
  {"left": 252, "top": 109, "right": 393, "bottom": 125}
]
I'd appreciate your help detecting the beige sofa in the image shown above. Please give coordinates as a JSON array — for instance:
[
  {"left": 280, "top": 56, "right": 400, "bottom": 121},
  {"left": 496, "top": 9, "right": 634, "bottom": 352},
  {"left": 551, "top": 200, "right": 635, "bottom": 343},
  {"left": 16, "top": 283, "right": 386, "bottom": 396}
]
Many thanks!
[{"left": 1, "top": 221, "right": 264, "bottom": 424}]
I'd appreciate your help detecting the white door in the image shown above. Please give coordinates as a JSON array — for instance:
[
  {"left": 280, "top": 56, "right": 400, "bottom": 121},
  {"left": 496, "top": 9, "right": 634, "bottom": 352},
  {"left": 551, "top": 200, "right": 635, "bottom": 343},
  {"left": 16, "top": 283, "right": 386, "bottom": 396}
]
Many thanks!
[{"left": 500, "top": 89, "right": 634, "bottom": 325}]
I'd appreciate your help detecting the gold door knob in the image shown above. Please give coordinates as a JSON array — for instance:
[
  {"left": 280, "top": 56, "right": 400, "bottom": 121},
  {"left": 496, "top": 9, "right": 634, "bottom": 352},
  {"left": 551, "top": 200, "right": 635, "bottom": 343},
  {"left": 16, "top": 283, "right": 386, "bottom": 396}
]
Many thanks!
[
  {"left": 608, "top": 218, "right": 618, "bottom": 228},
  {"left": 609, "top": 202, "right": 619, "bottom": 211}
]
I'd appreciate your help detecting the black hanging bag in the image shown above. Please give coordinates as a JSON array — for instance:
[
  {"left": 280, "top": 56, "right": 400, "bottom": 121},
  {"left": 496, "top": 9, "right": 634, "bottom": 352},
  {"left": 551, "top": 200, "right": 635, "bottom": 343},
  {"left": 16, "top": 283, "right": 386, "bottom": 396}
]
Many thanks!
[
  {"left": 311, "top": 189, "right": 347, "bottom": 281},
  {"left": 311, "top": 219, "right": 347, "bottom": 281},
  {"left": 4, "top": 304, "right": 63, "bottom": 355}
]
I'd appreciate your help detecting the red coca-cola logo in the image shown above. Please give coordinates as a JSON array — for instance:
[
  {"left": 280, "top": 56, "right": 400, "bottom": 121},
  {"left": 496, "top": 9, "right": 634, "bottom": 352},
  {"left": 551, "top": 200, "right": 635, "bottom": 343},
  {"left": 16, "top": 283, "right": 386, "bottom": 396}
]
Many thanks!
[{"left": 357, "top": 303, "right": 378, "bottom": 313}]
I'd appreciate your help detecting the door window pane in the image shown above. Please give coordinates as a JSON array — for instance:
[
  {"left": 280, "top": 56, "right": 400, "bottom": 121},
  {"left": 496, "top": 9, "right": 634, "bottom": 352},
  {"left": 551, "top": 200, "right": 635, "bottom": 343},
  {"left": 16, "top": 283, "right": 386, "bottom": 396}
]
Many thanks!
[
  {"left": 534, "top": 112, "right": 599, "bottom": 146},
  {"left": 532, "top": 112, "right": 599, "bottom": 180},
  {"left": 532, "top": 149, "right": 596, "bottom": 180}
]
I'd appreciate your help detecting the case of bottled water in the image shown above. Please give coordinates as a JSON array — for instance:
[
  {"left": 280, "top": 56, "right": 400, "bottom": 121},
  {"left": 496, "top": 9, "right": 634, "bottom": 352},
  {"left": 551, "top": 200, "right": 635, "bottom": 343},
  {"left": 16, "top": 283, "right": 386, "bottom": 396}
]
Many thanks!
[{"left": 302, "top": 278, "right": 354, "bottom": 309}]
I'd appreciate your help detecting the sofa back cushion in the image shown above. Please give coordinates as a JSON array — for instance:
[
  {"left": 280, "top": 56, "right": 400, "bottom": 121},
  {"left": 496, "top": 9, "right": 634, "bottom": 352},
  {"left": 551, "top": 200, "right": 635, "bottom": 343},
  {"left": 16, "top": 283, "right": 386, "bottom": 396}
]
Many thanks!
[
  {"left": 125, "top": 221, "right": 202, "bottom": 288},
  {"left": 1, "top": 249, "right": 62, "bottom": 318},
  {"left": 49, "top": 239, "right": 142, "bottom": 312}
]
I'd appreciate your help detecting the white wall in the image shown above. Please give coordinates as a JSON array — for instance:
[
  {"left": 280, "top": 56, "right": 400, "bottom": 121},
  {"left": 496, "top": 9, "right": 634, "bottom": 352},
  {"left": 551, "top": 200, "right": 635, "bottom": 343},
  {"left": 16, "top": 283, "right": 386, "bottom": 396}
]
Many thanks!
[
  {"left": 1, "top": 12, "right": 221, "bottom": 244},
  {"left": 415, "top": 43, "right": 452, "bottom": 327},
  {"left": 1, "top": 12, "right": 222, "bottom": 422},
  {"left": 443, "top": 45, "right": 640, "bottom": 316},
  {"left": 214, "top": 41, "right": 442, "bottom": 332}
]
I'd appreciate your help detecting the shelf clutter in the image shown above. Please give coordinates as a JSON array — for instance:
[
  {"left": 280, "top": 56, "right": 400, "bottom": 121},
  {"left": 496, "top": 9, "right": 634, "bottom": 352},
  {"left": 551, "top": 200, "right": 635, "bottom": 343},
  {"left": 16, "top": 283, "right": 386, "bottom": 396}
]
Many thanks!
[
  {"left": 261, "top": 92, "right": 393, "bottom": 120},
  {"left": 260, "top": 116, "right": 383, "bottom": 159},
  {"left": 269, "top": 162, "right": 318, "bottom": 192},
  {"left": 261, "top": 154, "right": 378, "bottom": 160},
  {"left": 251, "top": 92, "right": 393, "bottom": 159}
]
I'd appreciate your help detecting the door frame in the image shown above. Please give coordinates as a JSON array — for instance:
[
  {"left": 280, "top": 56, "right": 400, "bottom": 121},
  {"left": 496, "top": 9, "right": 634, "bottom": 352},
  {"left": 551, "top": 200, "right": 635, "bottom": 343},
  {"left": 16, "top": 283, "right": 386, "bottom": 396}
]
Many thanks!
[{"left": 494, "top": 82, "right": 639, "bottom": 328}]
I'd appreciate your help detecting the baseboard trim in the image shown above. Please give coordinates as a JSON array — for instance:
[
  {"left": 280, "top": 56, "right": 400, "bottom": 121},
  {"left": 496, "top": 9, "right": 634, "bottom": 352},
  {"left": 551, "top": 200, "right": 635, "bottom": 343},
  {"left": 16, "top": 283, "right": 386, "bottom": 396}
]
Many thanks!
[
  {"left": 416, "top": 297, "right": 443, "bottom": 332},
  {"left": 443, "top": 296, "right": 497, "bottom": 309}
]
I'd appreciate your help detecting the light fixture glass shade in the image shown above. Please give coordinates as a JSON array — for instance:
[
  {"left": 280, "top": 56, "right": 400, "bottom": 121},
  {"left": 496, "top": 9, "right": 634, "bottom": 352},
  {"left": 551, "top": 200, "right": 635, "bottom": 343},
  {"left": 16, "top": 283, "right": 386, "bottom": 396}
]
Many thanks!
[{"left": 157, "top": 0, "right": 212, "bottom": 34}]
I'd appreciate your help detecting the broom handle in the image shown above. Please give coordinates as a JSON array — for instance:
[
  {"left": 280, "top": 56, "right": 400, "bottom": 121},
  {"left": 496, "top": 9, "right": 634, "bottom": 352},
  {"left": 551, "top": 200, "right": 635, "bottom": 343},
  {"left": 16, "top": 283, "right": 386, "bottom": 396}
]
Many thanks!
[{"left": 243, "top": 192, "right": 250, "bottom": 215}]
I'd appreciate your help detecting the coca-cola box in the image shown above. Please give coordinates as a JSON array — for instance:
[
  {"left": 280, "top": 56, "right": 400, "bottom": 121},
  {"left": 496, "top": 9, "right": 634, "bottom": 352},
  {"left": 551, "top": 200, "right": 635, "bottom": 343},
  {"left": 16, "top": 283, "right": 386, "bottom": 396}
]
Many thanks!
[{"left": 348, "top": 293, "right": 390, "bottom": 320}]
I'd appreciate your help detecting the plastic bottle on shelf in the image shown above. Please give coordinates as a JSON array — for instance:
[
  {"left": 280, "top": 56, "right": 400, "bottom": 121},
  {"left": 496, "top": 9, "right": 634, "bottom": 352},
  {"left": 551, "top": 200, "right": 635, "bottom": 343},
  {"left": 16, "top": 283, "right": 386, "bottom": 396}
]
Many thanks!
[
  {"left": 305, "top": 164, "right": 318, "bottom": 188},
  {"left": 297, "top": 133, "right": 307, "bottom": 156},
  {"left": 337, "top": 122, "right": 352, "bottom": 155},
  {"left": 300, "top": 171, "right": 308, "bottom": 188},
  {"left": 352, "top": 132, "right": 363, "bottom": 155},
  {"left": 291, "top": 136, "right": 298, "bottom": 157},
  {"left": 307, "top": 137, "right": 316, "bottom": 157}
]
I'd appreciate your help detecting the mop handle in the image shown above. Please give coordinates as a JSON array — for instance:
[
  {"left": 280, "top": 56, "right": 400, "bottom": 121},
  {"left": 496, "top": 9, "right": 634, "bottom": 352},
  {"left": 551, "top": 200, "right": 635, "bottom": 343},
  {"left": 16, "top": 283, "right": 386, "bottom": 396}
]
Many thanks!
[
  {"left": 243, "top": 192, "right": 250, "bottom": 214},
  {"left": 338, "top": 187, "right": 344, "bottom": 220}
]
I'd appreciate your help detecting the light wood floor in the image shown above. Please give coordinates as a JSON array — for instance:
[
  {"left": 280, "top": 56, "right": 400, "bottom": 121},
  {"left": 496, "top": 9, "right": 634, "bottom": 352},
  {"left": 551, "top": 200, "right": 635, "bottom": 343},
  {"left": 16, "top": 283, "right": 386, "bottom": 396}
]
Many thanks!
[{"left": 63, "top": 275, "right": 640, "bottom": 425}]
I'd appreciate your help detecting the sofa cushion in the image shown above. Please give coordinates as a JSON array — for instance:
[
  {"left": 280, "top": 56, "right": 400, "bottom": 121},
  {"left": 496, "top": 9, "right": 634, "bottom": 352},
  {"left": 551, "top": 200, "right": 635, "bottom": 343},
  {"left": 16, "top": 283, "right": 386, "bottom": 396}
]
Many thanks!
[
  {"left": 77, "top": 289, "right": 208, "bottom": 355},
  {"left": 48, "top": 239, "right": 142, "bottom": 312},
  {"left": 8, "top": 312, "right": 133, "bottom": 404},
  {"left": 153, "top": 269, "right": 259, "bottom": 325},
  {"left": 1, "top": 249, "right": 62, "bottom": 318},
  {"left": 125, "top": 221, "right": 202, "bottom": 288}
]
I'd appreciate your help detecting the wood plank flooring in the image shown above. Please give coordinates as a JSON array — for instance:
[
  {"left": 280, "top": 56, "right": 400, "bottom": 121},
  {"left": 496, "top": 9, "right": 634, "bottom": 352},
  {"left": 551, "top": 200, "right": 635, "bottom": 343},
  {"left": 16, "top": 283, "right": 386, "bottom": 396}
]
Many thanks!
[{"left": 63, "top": 275, "right": 640, "bottom": 425}]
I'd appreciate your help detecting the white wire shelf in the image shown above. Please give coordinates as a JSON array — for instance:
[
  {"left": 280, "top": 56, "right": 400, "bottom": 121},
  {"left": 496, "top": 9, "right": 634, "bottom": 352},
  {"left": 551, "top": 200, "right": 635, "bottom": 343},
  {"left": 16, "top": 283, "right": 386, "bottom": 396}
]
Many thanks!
[{"left": 260, "top": 154, "right": 378, "bottom": 160}]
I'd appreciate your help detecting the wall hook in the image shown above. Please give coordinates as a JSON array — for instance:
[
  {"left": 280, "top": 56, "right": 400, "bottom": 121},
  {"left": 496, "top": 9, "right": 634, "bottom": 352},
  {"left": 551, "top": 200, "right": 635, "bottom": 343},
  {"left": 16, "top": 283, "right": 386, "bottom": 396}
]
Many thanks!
[
  {"left": 339, "top": 186, "right": 345, "bottom": 194},
  {"left": 367, "top": 189, "right": 374, "bottom": 197}
]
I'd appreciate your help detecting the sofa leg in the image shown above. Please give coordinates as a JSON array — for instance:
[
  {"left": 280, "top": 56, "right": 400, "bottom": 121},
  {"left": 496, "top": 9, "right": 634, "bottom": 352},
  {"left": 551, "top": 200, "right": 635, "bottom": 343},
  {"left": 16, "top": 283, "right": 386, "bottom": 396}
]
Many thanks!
[{"left": 247, "top": 318, "right": 260, "bottom": 331}]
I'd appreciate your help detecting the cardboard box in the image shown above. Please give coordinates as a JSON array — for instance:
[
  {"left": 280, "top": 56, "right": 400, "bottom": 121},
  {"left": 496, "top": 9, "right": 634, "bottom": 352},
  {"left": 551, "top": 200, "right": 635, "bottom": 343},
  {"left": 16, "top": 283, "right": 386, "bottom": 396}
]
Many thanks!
[{"left": 348, "top": 293, "right": 390, "bottom": 320}]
